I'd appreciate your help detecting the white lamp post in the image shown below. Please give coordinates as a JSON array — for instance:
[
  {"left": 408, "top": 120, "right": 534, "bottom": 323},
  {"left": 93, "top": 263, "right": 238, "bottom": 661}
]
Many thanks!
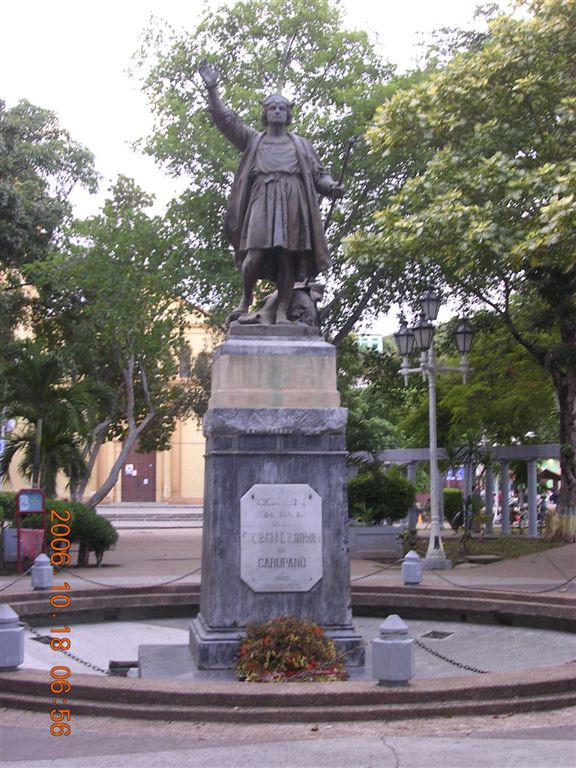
[{"left": 394, "top": 292, "right": 474, "bottom": 570}]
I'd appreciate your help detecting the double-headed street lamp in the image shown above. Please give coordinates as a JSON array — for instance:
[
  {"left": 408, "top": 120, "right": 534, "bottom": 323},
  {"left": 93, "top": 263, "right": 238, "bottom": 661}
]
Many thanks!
[{"left": 394, "top": 290, "right": 474, "bottom": 570}]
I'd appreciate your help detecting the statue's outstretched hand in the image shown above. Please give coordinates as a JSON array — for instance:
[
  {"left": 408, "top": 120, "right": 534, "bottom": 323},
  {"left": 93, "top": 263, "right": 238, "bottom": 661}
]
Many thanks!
[{"left": 198, "top": 59, "right": 219, "bottom": 89}]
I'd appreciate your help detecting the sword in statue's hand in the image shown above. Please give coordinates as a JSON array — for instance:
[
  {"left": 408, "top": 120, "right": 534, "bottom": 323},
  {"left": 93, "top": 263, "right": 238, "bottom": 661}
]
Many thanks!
[{"left": 324, "top": 135, "right": 357, "bottom": 232}]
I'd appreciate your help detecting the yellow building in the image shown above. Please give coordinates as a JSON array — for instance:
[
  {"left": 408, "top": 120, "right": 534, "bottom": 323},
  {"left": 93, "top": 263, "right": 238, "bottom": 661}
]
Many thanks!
[{"left": 2, "top": 314, "right": 215, "bottom": 506}]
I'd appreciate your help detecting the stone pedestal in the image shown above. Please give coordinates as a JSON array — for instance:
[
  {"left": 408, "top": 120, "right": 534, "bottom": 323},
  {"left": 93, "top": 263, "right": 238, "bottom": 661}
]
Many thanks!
[{"left": 189, "top": 327, "right": 364, "bottom": 669}]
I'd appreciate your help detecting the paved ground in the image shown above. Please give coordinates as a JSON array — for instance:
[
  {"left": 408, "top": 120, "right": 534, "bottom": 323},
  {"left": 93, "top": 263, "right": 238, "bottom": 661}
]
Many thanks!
[
  {"left": 3, "top": 527, "right": 575, "bottom": 593},
  {"left": 1, "top": 706, "right": 576, "bottom": 768},
  {"left": 1, "top": 529, "right": 575, "bottom": 767}
]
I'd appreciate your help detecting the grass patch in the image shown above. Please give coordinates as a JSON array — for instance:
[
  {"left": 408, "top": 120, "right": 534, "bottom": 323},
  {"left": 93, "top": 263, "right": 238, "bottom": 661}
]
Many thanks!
[{"left": 410, "top": 533, "right": 561, "bottom": 565}]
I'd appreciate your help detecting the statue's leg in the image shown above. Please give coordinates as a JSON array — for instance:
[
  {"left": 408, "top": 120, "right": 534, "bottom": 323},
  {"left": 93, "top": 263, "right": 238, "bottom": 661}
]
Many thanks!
[
  {"left": 275, "top": 249, "right": 295, "bottom": 324},
  {"left": 230, "top": 249, "right": 264, "bottom": 318}
]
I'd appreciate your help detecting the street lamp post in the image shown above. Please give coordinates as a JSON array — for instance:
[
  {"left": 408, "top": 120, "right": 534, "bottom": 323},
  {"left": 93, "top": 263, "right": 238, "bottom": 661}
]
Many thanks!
[{"left": 394, "top": 292, "right": 474, "bottom": 570}]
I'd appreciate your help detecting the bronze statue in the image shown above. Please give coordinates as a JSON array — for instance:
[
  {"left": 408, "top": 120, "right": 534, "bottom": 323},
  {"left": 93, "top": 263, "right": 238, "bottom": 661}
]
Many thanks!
[{"left": 198, "top": 60, "right": 343, "bottom": 326}]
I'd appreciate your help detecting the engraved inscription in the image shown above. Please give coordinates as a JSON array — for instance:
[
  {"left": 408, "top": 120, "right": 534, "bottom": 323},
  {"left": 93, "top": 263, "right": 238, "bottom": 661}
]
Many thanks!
[{"left": 240, "top": 484, "right": 322, "bottom": 592}]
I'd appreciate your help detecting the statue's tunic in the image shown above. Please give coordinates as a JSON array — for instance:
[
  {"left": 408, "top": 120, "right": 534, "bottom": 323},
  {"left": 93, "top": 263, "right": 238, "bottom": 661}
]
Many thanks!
[{"left": 209, "top": 104, "right": 334, "bottom": 282}]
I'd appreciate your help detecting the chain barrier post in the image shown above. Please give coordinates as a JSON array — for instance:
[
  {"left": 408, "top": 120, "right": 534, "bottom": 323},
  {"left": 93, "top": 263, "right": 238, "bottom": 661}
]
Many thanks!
[
  {"left": 401, "top": 550, "right": 423, "bottom": 585},
  {"left": 0, "top": 604, "right": 24, "bottom": 670},
  {"left": 372, "top": 614, "right": 414, "bottom": 686},
  {"left": 30, "top": 553, "right": 53, "bottom": 590}
]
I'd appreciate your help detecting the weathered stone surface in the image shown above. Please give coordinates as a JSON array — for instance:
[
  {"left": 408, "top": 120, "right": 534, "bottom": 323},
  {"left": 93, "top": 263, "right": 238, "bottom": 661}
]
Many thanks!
[
  {"left": 190, "top": 334, "right": 364, "bottom": 669},
  {"left": 208, "top": 336, "right": 340, "bottom": 409},
  {"left": 227, "top": 324, "right": 320, "bottom": 339},
  {"left": 190, "top": 420, "right": 362, "bottom": 666},
  {"left": 240, "top": 484, "right": 323, "bottom": 593},
  {"left": 349, "top": 525, "right": 405, "bottom": 560},
  {"left": 204, "top": 407, "right": 348, "bottom": 437}
]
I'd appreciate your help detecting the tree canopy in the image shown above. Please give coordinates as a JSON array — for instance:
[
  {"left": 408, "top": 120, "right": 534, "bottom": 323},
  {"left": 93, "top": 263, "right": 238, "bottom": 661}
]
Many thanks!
[
  {"left": 347, "top": 0, "right": 575, "bottom": 534},
  {"left": 29, "top": 176, "right": 194, "bottom": 506},
  {"left": 134, "top": 0, "right": 400, "bottom": 334},
  {"left": 0, "top": 99, "right": 98, "bottom": 354},
  {"left": 0, "top": 99, "right": 98, "bottom": 271}
]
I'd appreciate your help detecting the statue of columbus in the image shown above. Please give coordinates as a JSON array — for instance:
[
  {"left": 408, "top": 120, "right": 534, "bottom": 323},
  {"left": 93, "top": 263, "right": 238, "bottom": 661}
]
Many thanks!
[{"left": 198, "top": 60, "right": 343, "bottom": 326}]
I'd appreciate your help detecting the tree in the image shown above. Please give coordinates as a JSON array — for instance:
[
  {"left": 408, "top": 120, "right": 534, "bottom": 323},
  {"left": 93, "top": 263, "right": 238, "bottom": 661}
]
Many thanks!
[
  {"left": 133, "top": 0, "right": 399, "bottom": 335},
  {"left": 0, "top": 99, "right": 98, "bottom": 379},
  {"left": 0, "top": 342, "right": 91, "bottom": 496},
  {"left": 29, "top": 177, "right": 192, "bottom": 507},
  {"left": 439, "top": 312, "right": 558, "bottom": 445},
  {"left": 348, "top": 463, "right": 416, "bottom": 525},
  {"left": 337, "top": 336, "right": 416, "bottom": 453},
  {"left": 398, "top": 315, "right": 558, "bottom": 449},
  {"left": 0, "top": 99, "right": 98, "bottom": 271},
  {"left": 347, "top": 0, "right": 576, "bottom": 537}
]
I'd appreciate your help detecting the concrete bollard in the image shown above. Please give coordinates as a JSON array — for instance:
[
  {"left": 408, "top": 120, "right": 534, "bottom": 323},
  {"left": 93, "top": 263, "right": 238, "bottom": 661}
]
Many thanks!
[
  {"left": 402, "top": 550, "right": 423, "bottom": 585},
  {"left": 372, "top": 614, "right": 414, "bottom": 686},
  {"left": 31, "top": 553, "right": 53, "bottom": 590},
  {"left": 0, "top": 604, "right": 25, "bottom": 670}
]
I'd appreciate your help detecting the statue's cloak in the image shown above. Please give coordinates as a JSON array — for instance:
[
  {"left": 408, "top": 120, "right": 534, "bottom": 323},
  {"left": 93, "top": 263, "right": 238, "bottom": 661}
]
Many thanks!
[{"left": 210, "top": 105, "right": 333, "bottom": 280}]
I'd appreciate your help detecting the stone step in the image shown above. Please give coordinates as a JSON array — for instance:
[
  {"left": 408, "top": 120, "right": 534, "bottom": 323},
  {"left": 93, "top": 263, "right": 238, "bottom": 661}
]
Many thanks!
[
  {"left": 2, "top": 674, "right": 575, "bottom": 723},
  {"left": 96, "top": 504, "right": 203, "bottom": 529}
]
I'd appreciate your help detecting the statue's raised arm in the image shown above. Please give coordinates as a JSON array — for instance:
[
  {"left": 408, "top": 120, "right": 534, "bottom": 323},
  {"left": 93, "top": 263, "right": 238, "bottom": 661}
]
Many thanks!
[
  {"left": 198, "top": 59, "right": 219, "bottom": 91},
  {"left": 197, "top": 64, "right": 344, "bottom": 328}
]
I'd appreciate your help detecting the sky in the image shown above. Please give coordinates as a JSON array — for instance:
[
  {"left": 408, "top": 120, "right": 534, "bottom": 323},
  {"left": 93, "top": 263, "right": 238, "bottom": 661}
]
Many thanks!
[
  {"left": 2, "top": 0, "right": 496, "bottom": 216},
  {"left": 2, "top": 0, "right": 500, "bottom": 332}
]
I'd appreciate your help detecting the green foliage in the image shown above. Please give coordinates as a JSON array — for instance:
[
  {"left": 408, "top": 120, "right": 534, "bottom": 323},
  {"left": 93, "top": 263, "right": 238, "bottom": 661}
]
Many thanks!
[
  {"left": 134, "top": 0, "right": 399, "bottom": 335},
  {"left": 348, "top": 0, "right": 575, "bottom": 523},
  {"left": 440, "top": 311, "right": 558, "bottom": 445},
  {"left": 70, "top": 507, "right": 118, "bottom": 557},
  {"left": 0, "top": 491, "right": 16, "bottom": 522},
  {"left": 0, "top": 341, "right": 93, "bottom": 495},
  {"left": 0, "top": 492, "right": 117, "bottom": 565},
  {"left": 410, "top": 531, "right": 560, "bottom": 565},
  {"left": 235, "top": 615, "right": 347, "bottom": 682},
  {"left": 337, "top": 337, "right": 412, "bottom": 452},
  {"left": 0, "top": 99, "right": 98, "bottom": 361},
  {"left": 396, "top": 312, "right": 558, "bottom": 452},
  {"left": 0, "top": 98, "right": 98, "bottom": 271},
  {"left": 443, "top": 488, "right": 464, "bottom": 531},
  {"left": 28, "top": 177, "right": 193, "bottom": 505},
  {"left": 348, "top": 463, "right": 415, "bottom": 525}
]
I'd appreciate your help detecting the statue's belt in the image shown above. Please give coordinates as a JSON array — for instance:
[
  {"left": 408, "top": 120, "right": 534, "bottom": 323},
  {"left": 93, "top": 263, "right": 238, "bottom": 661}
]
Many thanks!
[{"left": 251, "top": 171, "right": 302, "bottom": 183}]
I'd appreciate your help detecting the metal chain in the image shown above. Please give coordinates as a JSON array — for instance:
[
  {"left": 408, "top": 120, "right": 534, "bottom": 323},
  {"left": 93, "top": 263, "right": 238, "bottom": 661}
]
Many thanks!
[
  {"left": 429, "top": 567, "right": 576, "bottom": 595},
  {"left": 22, "top": 621, "right": 110, "bottom": 675},
  {"left": 351, "top": 559, "right": 403, "bottom": 583},
  {"left": 414, "top": 637, "right": 490, "bottom": 674},
  {"left": 50, "top": 565, "right": 203, "bottom": 590},
  {"left": 1, "top": 564, "right": 203, "bottom": 593},
  {"left": 0, "top": 565, "right": 33, "bottom": 592}
]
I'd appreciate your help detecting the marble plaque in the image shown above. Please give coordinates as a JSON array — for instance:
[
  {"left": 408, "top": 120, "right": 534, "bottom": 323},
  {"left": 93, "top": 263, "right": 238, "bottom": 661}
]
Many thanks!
[{"left": 240, "top": 484, "right": 323, "bottom": 592}]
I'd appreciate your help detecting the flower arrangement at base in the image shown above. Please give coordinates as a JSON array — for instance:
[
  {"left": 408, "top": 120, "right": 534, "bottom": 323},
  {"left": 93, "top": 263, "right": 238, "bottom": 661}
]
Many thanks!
[{"left": 235, "top": 615, "right": 348, "bottom": 682}]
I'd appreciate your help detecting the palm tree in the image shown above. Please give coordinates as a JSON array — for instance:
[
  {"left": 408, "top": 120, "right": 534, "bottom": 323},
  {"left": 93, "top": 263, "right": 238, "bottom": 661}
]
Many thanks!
[{"left": 0, "top": 341, "right": 90, "bottom": 494}]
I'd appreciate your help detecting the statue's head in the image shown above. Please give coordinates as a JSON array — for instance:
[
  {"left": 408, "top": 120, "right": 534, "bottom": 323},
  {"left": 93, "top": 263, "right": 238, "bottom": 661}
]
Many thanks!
[{"left": 260, "top": 93, "right": 294, "bottom": 126}]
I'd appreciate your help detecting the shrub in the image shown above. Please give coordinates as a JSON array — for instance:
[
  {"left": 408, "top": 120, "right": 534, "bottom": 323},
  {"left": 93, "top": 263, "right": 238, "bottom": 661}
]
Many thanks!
[
  {"left": 0, "top": 492, "right": 16, "bottom": 522},
  {"left": 0, "top": 492, "right": 118, "bottom": 566},
  {"left": 71, "top": 507, "right": 118, "bottom": 566},
  {"left": 235, "top": 615, "right": 348, "bottom": 683},
  {"left": 348, "top": 463, "right": 416, "bottom": 525},
  {"left": 443, "top": 488, "right": 464, "bottom": 531}
]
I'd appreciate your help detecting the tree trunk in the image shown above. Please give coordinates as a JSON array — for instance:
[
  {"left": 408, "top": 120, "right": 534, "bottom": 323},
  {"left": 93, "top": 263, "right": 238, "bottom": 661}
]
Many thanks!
[
  {"left": 87, "top": 416, "right": 154, "bottom": 508},
  {"left": 74, "top": 418, "right": 112, "bottom": 502},
  {"left": 77, "top": 541, "right": 90, "bottom": 568},
  {"left": 32, "top": 416, "right": 43, "bottom": 487},
  {"left": 550, "top": 364, "right": 576, "bottom": 541},
  {"left": 87, "top": 356, "right": 156, "bottom": 509}
]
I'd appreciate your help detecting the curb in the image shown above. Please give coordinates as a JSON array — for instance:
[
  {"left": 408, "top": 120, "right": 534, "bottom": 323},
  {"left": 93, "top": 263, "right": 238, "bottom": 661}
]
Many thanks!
[
  {"left": 1, "top": 583, "right": 575, "bottom": 722},
  {"left": 1, "top": 665, "right": 575, "bottom": 722}
]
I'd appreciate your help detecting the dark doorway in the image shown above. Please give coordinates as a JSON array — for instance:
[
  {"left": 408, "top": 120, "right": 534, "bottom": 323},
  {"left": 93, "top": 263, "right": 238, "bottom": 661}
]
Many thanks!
[{"left": 121, "top": 445, "right": 157, "bottom": 502}]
